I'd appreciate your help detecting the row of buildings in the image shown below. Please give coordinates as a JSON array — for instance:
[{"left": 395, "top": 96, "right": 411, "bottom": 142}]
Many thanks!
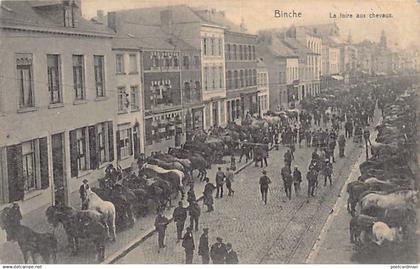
[{"left": 0, "top": 1, "right": 418, "bottom": 219}]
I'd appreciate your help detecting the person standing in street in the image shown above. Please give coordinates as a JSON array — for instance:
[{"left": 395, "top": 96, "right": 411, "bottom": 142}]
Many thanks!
[
  {"left": 323, "top": 160, "right": 333, "bottom": 186},
  {"left": 259, "top": 170, "right": 271, "bottom": 205},
  {"left": 363, "top": 127, "right": 371, "bottom": 160},
  {"left": 154, "top": 211, "right": 170, "bottom": 253},
  {"left": 215, "top": 167, "right": 225, "bottom": 198},
  {"left": 293, "top": 167, "right": 302, "bottom": 196},
  {"left": 203, "top": 178, "right": 216, "bottom": 212},
  {"left": 188, "top": 200, "right": 201, "bottom": 231},
  {"left": 284, "top": 149, "right": 292, "bottom": 169},
  {"left": 210, "top": 237, "right": 227, "bottom": 264},
  {"left": 173, "top": 201, "right": 187, "bottom": 241},
  {"left": 225, "top": 167, "right": 235, "bottom": 196},
  {"left": 79, "top": 179, "right": 90, "bottom": 210},
  {"left": 198, "top": 228, "right": 210, "bottom": 264},
  {"left": 225, "top": 243, "right": 239, "bottom": 264},
  {"left": 281, "top": 165, "right": 293, "bottom": 200},
  {"left": 182, "top": 226, "right": 195, "bottom": 264},
  {"left": 187, "top": 184, "right": 196, "bottom": 204}
]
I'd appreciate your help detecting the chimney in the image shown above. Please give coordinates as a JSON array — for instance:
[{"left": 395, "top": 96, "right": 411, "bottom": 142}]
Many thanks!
[
  {"left": 160, "top": 9, "right": 173, "bottom": 27},
  {"left": 107, "top": 11, "right": 119, "bottom": 32}
]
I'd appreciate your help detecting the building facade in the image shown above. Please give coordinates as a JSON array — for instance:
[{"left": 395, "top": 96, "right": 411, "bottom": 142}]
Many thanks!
[
  {"left": 257, "top": 59, "right": 269, "bottom": 115},
  {"left": 0, "top": 0, "right": 116, "bottom": 215}
]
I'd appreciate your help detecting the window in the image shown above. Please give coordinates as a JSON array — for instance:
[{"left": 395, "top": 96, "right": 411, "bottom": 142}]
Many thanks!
[
  {"left": 118, "top": 126, "right": 132, "bottom": 160},
  {"left": 130, "top": 86, "right": 139, "bottom": 111},
  {"left": 47, "top": 54, "right": 62, "bottom": 104},
  {"left": 245, "top": 69, "right": 249, "bottom": 86},
  {"left": 76, "top": 128, "right": 87, "bottom": 171},
  {"left": 164, "top": 55, "right": 171, "bottom": 68},
  {"left": 129, "top": 54, "right": 138, "bottom": 73},
  {"left": 183, "top": 56, "right": 189, "bottom": 69},
  {"left": 233, "top": 44, "right": 237, "bottom": 60},
  {"left": 116, "top": 54, "right": 124, "bottom": 74},
  {"left": 239, "top": 45, "right": 243, "bottom": 60},
  {"left": 94, "top": 56, "right": 105, "bottom": 97},
  {"left": 244, "top": 46, "right": 247, "bottom": 61},
  {"left": 211, "top": 38, "right": 215, "bottom": 55},
  {"left": 234, "top": 70, "right": 238, "bottom": 88},
  {"left": 72, "top": 55, "right": 85, "bottom": 100},
  {"left": 16, "top": 53, "right": 34, "bottom": 108},
  {"left": 22, "top": 140, "right": 36, "bottom": 192},
  {"left": 212, "top": 66, "right": 216, "bottom": 89},
  {"left": 203, "top": 38, "right": 207, "bottom": 56},
  {"left": 173, "top": 55, "right": 179, "bottom": 68},
  {"left": 227, "top": 44, "right": 231, "bottom": 60},
  {"left": 118, "top": 87, "right": 128, "bottom": 112},
  {"left": 240, "top": 70, "right": 244, "bottom": 88},
  {"left": 253, "top": 69, "right": 257, "bottom": 85},
  {"left": 219, "top": 66, "right": 223, "bottom": 88},
  {"left": 152, "top": 54, "right": 159, "bottom": 67},
  {"left": 194, "top": 56, "right": 200, "bottom": 68},
  {"left": 204, "top": 67, "right": 208, "bottom": 90},
  {"left": 63, "top": 5, "right": 75, "bottom": 27},
  {"left": 248, "top": 45, "right": 252, "bottom": 60},
  {"left": 227, "top": 71, "right": 232, "bottom": 89},
  {"left": 218, "top": 39, "right": 222, "bottom": 56}
]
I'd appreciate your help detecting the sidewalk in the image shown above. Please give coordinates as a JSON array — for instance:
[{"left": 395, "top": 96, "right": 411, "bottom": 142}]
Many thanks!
[{"left": 0, "top": 151, "right": 255, "bottom": 264}]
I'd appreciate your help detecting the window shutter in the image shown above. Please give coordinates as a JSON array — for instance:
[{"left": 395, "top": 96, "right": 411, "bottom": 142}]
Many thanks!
[
  {"left": 89, "top": 125, "right": 98, "bottom": 169},
  {"left": 108, "top": 121, "right": 114, "bottom": 162},
  {"left": 116, "top": 130, "right": 121, "bottom": 160},
  {"left": 7, "top": 144, "right": 24, "bottom": 202},
  {"left": 39, "top": 137, "right": 49, "bottom": 189},
  {"left": 69, "top": 130, "right": 78, "bottom": 178},
  {"left": 128, "top": 128, "right": 133, "bottom": 156}
]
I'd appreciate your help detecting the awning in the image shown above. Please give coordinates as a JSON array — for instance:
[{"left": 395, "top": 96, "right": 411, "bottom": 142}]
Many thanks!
[{"left": 331, "top": 75, "right": 344, "bottom": 80}]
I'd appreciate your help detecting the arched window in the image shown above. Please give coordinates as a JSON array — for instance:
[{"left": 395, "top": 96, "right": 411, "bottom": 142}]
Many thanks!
[
  {"left": 233, "top": 44, "right": 237, "bottom": 60},
  {"left": 239, "top": 45, "right": 243, "bottom": 60},
  {"left": 240, "top": 70, "right": 244, "bottom": 87},
  {"left": 248, "top": 45, "right": 252, "bottom": 60},
  {"left": 227, "top": 44, "right": 231, "bottom": 60}
]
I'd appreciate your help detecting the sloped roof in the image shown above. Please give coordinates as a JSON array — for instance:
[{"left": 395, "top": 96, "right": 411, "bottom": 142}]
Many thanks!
[
  {"left": 192, "top": 9, "right": 247, "bottom": 33},
  {"left": 0, "top": 1, "right": 114, "bottom": 35},
  {"left": 112, "top": 22, "right": 196, "bottom": 51},
  {"left": 305, "top": 23, "right": 339, "bottom": 36},
  {"left": 110, "top": 5, "right": 204, "bottom": 26},
  {"left": 281, "top": 37, "right": 314, "bottom": 55}
]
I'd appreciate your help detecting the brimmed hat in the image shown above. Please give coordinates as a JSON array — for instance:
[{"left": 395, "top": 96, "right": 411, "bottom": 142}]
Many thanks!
[
  {"left": 82, "top": 179, "right": 88, "bottom": 183},
  {"left": 262, "top": 170, "right": 267, "bottom": 174},
  {"left": 203, "top": 228, "right": 209, "bottom": 232},
  {"left": 216, "top": 237, "right": 223, "bottom": 242}
]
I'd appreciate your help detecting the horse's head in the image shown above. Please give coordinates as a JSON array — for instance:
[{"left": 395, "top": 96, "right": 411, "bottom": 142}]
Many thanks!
[
  {"left": 0, "top": 203, "right": 22, "bottom": 230},
  {"left": 46, "top": 205, "right": 74, "bottom": 227}
]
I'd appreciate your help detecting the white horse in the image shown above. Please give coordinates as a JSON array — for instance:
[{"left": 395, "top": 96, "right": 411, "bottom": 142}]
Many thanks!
[
  {"left": 360, "top": 190, "right": 418, "bottom": 213},
  {"left": 85, "top": 188, "right": 116, "bottom": 241},
  {"left": 371, "top": 221, "right": 403, "bottom": 246},
  {"left": 142, "top": 163, "right": 184, "bottom": 188}
]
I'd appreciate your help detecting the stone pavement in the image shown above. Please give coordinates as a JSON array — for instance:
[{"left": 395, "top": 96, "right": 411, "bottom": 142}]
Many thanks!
[{"left": 116, "top": 129, "right": 365, "bottom": 264}]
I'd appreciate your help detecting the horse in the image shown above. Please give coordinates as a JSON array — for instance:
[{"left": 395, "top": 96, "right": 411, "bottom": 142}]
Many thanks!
[
  {"left": 359, "top": 190, "right": 418, "bottom": 215},
  {"left": 140, "top": 163, "right": 184, "bottom": 193},
  {"left": 168, "top": 148, "right": 208, "bottom": 180},
  {"left": 371, "top": 221, "right": 403, "bottom": 246},
  {"left": 45, "top": 205, "right": 107, "bottom": 262},
  {"left": 0, "top": 204, "right": 57, "bottom": 264},
  {"left": 349, "top": 214, "right": 378, "bottom": 245},
  {"left": 91, "top": 186, "right": 136, "bottom": 230},
  {"left": 147, "top": 157, "right": 185, "bottom": 173},
  {"left": 85, "top": 188, "right": 117, "bottom": 241}
]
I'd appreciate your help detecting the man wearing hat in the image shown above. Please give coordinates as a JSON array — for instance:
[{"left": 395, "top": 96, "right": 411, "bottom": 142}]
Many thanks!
[
  {"left": 210, "top": 237, "right": 227, "bottom": 264},
  {"left": 215, "top": 167, "right": 226, "bottom": 198},
  {"left": 225, "top": 243, "right": 239, "bottom": 264},
  {"left": 182, "top": 226, "right": 195, "bottom": 264},
  {"left": 259, "top": 170, "right": 271, "bottom": 205},
  {"left": 79, "top": 179, "right": 90, "bottom": 210},
  {"left": 154, "top": 211, "right": 170, "bottom": 252},
  {"left": 198, "top": 228, "right": 210, "bottom": 264},
  {"left": 323, "top": 159, "right": 333, "bottom": 186},
  {"left": 173, "top": 201, "right": 187, "bottom": 241},
  {"left": 203, "top": 178, "right": 216, "bottom": 212},
  {"left": 188, "top": 200, "right": 201, "bottom": 231}
]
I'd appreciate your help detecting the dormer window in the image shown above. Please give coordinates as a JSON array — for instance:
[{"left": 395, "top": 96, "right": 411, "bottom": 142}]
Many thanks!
[{"left": 64, "top": 4, "right": 75, "bottom": 27}]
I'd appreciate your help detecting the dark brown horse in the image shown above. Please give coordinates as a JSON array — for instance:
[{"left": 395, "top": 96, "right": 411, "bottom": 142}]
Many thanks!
[
  {"left": 45, "top": 205, "right": 107, "bottom": 262},
  {"left": 0, "top": 204, "right": 57, "bottom": 264}
]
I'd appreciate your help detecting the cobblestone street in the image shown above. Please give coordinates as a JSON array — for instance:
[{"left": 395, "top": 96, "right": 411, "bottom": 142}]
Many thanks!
[{"left": 116, "top": 129, "right": 365, "bottom": 264}]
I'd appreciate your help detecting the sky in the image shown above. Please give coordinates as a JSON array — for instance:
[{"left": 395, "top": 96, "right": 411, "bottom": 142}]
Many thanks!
[{"left": 81, "top": 0, "right": 420, "bottom": 50}]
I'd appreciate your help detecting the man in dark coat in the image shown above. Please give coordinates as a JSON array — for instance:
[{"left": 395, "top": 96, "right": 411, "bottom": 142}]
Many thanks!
[
  {"left": 338, "top": 134, "right": 346, "bottom": 157},
  {"left": 215, "top": 167, "right": 225, "bottom": 198},
  {"left": 198, "top": 228, "right": 210, "bottom": 264},
  {"left": 79, "top": 179, "right": 90, "bottom": 210},
  {"left": 210, "top": 237, "right": 227, "bottom": 264},
  {"left": 188, "top": 200, "right": 201, "bottom": 231},
  {"left": 225, "top": 167, "right": 235, "bottom": 196},
  {"left": 293, "top": 167, "right": 302, "bottom": 195},
  {"left": 154, "top": 211, "right": 170, "bottom": 252},
  {"left": 259, "top": 170, "right": 271, "bottom": 205},
  {"left": 284, "top": 149, "right": 292, "bottom": 168},
  {"left": 281, "top": 165, "right": 293, "bottom": 200},
  {"left": 323, "top": 160, "right": 333, "bottom": 186},
  {"left": 225, "top": 243, "right": 239, "bottom": 264},
  {"left": 182, "top": 226, "right": 195, "bottom": 264},
  {"left": 203, "top": 178, "right": 216, "bottom": 212},
  {"left": 173, "top": 201, "right": 187, "bottom": 240}
]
